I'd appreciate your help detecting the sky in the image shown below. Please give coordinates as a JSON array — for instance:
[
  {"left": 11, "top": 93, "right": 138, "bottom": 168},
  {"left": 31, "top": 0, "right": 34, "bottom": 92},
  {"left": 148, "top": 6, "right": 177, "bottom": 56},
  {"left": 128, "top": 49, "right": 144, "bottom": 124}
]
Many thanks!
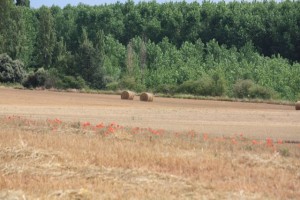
[{"left": 30, "top": 0, "right": 210, "bottom": 8}]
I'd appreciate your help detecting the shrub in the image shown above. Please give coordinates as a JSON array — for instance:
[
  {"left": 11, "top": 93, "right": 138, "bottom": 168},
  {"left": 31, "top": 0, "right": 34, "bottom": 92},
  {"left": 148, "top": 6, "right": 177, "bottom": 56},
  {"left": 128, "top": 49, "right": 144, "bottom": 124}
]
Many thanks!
[
  {"left": 233, "top": 79, "right": 273, "bottom": 99},
  {"left": 176, "top": 80, "right": 197, "bottom": 94},
  {"left": 0, "top": 53, "right": 26, "bottom": 83},
  {"left": 119, "top": 75, "right": 136, "bottom": 90},
  {"left": 22, "top": 68, "right": 58, "bottom": 89},
  {"left": 249, "top": 85, "right": 272, "bottom": 99},
  {"left": 195, "top": 76, "right": 215, "bottom": 96},
  {"left": 59, "top": 76, "right": 87, "bottom": 89},
  {"left": 233, "top": 79, "right": 254, "bottom": 98},
  {"left": 134, "top": 82, "right": 146, "bottom": 93},
  {"left": 155, "top": 84, "right": 177, "bottom": 95},
  {"left": 106, "top": 81, "right": 119, "bottom": 91},
  {"left": 176, "top": 76, "right": 216, "bottom": 96},
  {"left": 211, "top": 71, "right": 227, "bottom": 96},
  {"left": 89, "top": 69, "right": 106, "bottom": 89},
  {"left": 22, "top": 68, "right": 48, "bottom": 88},
  {"left": 118, "top": 75, "right": 146, "bottom": 92}
]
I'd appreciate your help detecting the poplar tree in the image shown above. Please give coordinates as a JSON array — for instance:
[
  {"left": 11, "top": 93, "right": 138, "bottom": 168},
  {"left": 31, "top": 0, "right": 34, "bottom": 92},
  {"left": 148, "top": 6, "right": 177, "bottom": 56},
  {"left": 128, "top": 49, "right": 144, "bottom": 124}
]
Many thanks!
[{"left": 35, "top": 6, "right": 56, "bottom": 68}]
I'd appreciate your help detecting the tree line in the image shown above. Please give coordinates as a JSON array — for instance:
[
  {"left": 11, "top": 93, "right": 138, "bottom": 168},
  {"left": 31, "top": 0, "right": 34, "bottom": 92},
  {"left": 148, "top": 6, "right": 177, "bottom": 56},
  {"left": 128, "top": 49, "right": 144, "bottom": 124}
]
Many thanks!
[{"left": 0, "top": 0, "right": 299, "bottom": 100}]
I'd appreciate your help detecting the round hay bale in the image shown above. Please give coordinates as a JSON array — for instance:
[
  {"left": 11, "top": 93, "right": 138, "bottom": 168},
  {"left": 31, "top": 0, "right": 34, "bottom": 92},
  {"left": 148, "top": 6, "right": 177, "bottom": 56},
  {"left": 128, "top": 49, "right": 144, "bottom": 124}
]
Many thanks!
[
  {"left": 121, "top": 91, "right": 135, "bottom": 100},
  {"left": 295, "top": 101, "right": 300, "bottom": 110},
  {"left": 140, "top": 92, "right": 154, "bottom": 102}
]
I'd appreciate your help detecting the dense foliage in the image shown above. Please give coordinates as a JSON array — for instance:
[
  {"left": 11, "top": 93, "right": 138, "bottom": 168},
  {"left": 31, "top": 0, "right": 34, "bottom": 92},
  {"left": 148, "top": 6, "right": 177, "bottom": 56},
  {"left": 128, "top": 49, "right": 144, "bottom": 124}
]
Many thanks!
[
  {"left": 0, "top": 53, "right": 26, "bottom": 83},
  {"left": 0, "top": 0, "right": 299, "bottom": 100}
]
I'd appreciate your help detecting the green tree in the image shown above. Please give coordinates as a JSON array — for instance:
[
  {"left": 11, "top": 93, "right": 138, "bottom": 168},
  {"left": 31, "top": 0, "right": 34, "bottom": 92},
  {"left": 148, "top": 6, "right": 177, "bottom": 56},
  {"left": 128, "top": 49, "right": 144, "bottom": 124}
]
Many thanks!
[
  {"left": 35, "top": 6, "right": 56, "bottom": 68},
  {"left": 16, "top": 0, "right": 30, "bottom": 7},
  {"left": 123, "top": 0, "right": 143, "bottom": 43},
  {"left": 76, "top": 28, "right": 105, "bottom": 89},
  {"left": 102, "top": 34, "right": 125, "bottom": 85},
  {"left": 0, "top": 0, "right": 13, "bottom": 32},
  {"left": 0, "top": 6, "right": 15, "bottom": 57},
  {"left": 52, "top": 37, "right": 74, "bottom": 75},
  {"left": 90, "top": 30, "right": 106, "bottom": 88},
  {"left": 0, "top": 0, "right": 34, "bottom": 65}
]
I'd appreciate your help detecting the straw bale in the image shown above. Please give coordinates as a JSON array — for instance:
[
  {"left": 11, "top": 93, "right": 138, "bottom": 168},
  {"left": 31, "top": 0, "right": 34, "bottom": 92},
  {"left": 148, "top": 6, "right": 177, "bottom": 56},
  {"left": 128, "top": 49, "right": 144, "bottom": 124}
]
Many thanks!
[
  {"left": 121, "top": 91, "right": 135, "bottom": 100},
  {"left": 295, "top": 101, "right": 300, "bottom": 110},
  {"left": 140, "top": 92, "right": 154, "bottom": 102}
]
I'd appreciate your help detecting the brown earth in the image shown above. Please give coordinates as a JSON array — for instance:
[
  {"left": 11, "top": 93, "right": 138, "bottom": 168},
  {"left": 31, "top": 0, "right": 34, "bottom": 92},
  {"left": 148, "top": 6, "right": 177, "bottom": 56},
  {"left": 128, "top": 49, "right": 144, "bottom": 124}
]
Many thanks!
[{"left": 0, "top": 87, "right": 299, "bottom": 140}]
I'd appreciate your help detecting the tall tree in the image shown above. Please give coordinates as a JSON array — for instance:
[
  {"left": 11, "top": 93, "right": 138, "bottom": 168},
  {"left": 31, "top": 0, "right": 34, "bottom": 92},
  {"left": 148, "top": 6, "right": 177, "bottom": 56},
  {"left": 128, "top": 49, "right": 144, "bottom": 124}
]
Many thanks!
[
  {"left": 76, "top": 28, "right": 105, "bottom": 89},
  {"left": 91, "top": 30, "right": 106, "bottom": 88},
  {"left": 0, "top": 0, "right": 29, "bottom": 61},
  {"left": 0, "top": 0, "right": 13, "bottom": 54},
  {"left": 35, "top": 6, "right": 56, "bottom": 68},
  {"left": 16, "top": 0, "right": 30, "bottom": 7}
]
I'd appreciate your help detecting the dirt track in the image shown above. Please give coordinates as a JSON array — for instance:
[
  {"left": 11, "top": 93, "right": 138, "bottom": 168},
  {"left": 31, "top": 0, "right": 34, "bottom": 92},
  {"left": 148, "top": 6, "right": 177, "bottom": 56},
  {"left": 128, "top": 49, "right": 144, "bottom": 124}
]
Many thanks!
[{"left": 0, "top": 88, "right": 299, "bottom": 140}]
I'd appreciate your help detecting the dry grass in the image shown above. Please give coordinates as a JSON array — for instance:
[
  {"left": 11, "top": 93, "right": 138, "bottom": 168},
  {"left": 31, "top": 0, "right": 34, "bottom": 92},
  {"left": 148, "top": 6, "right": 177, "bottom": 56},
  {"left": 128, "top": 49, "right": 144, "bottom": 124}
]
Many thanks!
[{"left": 0, "top": 116, "right": 299, "bottom": 199}]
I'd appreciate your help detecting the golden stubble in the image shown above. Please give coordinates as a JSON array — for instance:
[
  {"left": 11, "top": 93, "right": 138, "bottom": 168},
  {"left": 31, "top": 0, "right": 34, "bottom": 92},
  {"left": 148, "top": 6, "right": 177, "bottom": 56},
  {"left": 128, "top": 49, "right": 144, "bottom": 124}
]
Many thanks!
[{"left": 0, "top": 117, "right": 299, "bottom": 199}]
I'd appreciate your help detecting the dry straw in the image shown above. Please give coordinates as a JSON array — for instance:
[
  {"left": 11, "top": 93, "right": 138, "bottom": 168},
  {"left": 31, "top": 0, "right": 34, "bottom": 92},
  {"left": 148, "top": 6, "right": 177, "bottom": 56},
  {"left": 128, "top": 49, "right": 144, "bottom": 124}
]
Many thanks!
[
  {"left": 295, "top": 101, "right": 300, "bottom": 110},
  {"left": 121, "top": 91, "right": 135, "bottom": 100},
  {"left": 140, "top": 92, "right": 154, "bottom": 102}
]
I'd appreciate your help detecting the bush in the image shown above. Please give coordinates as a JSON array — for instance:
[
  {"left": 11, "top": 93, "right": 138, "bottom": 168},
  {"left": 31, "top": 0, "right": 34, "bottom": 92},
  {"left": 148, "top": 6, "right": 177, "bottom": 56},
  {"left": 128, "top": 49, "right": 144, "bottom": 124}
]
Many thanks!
[
  {"left": 106, "top": 81, "right": 119, "bottom": 91},
  {"left": 119, "top": 75, "right": 136, "bottom": 90},
  {"left": 0, "top": 53, "right": 26, "bottom": 83},
  {"left": 211, "top": 71, "right": 227, "bottom": 96},
  {"left": 155, "top": 84, "right": 177, "bottom": 95},
  {"left": 134, "top": 82, "right": 146, "bottom": 93},
  {"left": 195, "top": 76, "right": 215, "bottom": 96},
  {"left": 23, "top": 68, "right": 48, "bottom": 88},
  {"left": 176, "top": 75, "right": 222, "bottom": 96},
  {"left": 118, "top": 75, "right": 146, "bottom": 92},
  {"left": 248, "top": 85, "right": 273, "bottom": 99},
  {"left": 176, "top": 80, "right": 197, "bottom": 94},
  {"left": 233, "top": 79, "right": 273, "bottom": 99},
  {"left": 233, "top": 79, "right": 254, "bottom": 98},
  {"left": 59, "top": 76, "right": 87, "bottom": 89},
  {"left": 89, "top": 69, "right": 106, "bottom": 89},
  {"left": 22, "top": 68, "right": 58, "bottom": 89},
  {"left": 23, "top": 67, "right": 87, "bottom": 90}
]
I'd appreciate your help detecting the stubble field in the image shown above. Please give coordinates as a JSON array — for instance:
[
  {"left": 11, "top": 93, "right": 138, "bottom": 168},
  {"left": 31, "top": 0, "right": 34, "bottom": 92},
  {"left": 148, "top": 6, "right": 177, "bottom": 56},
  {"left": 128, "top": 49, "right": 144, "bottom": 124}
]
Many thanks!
[{"left": 0, "top": 88, "right": 299, "bottom": 199}]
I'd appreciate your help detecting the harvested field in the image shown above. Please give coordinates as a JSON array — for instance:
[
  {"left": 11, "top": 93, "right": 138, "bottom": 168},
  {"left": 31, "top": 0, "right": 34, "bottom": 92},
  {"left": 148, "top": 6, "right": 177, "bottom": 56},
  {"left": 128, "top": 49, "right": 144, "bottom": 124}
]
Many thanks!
[
  {"left": 0, "top": 88, "right": 299, "bottom": 140},
  {"left": 0, "top": 88, "right": 300, "bottom": 199}
]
